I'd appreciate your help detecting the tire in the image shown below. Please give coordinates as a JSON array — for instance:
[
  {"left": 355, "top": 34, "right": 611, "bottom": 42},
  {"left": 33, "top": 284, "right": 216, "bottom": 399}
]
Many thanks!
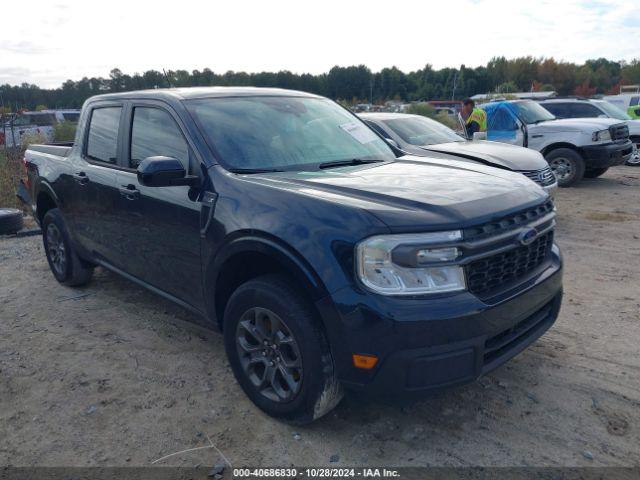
[
  {"left": 0, "top": 208, "right": 24, "bottom": 235},
  {"left": 626, "top": 139, "right": 640, "bottom": 166},
  {"left": 42, "top": 208, "right": 93, "bottom": 286},
  {"left": 223, "top": 274, "right": 343, "bottom": 424},
  {"left": 584, "top": 167, "right": 609, "bottom": 178},
  {"left": 545, "top": 148, "right": 586, "bottom": 187}
]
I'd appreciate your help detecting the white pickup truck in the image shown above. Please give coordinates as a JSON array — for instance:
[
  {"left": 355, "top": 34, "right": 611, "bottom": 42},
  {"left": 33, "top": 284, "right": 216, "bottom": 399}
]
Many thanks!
[
  {"left": 539, "top": 98, "right": 640, "bottom": 166},
  {"left": 480, "top": 100, "right": 633, "bottom": 186}
]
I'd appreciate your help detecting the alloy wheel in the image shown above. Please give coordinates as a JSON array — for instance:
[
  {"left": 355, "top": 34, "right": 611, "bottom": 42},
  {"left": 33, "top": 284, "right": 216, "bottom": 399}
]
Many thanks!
[
  {"left": 235, "top": 307, "right": 303, "bottom": 403},
  {"left": 548, "top": 157, "right": 573, "bottom": 181},
  {"left": 46, "top": 223, "right": 67, "bottom": 277}
]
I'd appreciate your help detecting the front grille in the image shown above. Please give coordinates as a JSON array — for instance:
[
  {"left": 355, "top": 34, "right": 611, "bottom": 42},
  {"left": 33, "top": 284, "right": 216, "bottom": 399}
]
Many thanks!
[
  {"left": 463, "top": 200, "right": 554, "bottom": 241},
  {"left": 466, "top": 231, "right": 553, "bottom": 297},
  {"left": 609, "top": 123, "right": 629, "bottom": 141},
  {"left": 520, "top": 167, "right": 556, "bottom": 187}
]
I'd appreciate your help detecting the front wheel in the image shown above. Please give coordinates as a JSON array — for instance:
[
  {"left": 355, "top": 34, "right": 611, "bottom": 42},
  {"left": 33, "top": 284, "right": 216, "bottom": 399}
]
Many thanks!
[
  {"left": 223, "top": 274, "right": 343, "bottom": 424},
  {"left": 545, "top": 148, "right": 586, "bottom": 187}
]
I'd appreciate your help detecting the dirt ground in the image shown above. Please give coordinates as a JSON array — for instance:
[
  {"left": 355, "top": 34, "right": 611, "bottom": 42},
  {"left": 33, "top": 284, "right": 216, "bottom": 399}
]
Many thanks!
[{"left": 1, "top": 167, "right": 639, "bottom": 468}]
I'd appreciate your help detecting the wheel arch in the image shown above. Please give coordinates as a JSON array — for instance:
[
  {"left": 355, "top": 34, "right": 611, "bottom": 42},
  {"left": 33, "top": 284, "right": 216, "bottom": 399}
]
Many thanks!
[
  {"left": 35, "top": 181, "right": 59, "bottom": 225},
  {"left": 541, "top": 142, "right": 583, "bottom": 158},
  {"left": 205, "top": 232, "right": 331, "bottom": 330}
]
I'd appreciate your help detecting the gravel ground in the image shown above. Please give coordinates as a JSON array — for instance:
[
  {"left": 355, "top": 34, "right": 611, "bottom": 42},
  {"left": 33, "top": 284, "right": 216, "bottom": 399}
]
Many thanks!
[{"left": 1, "top": 167, "right": 639, "bottom": 468}]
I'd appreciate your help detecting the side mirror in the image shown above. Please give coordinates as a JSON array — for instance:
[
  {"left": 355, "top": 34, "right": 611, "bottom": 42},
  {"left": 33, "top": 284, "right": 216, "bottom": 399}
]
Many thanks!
[
  {"left": 472, "top": 132, "right": 487, "bottom": 141},
  {"left": 137, "top": 156, "right": 199, "bottom": 187},
  {"left": 386, "top": 138, "right": 399, "bottom": 148}
]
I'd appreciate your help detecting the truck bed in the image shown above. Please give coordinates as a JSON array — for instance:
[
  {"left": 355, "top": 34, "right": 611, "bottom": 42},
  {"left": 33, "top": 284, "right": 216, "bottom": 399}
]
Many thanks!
[{"left": 27, "top": 143, "right": 73, "bottom": 158}]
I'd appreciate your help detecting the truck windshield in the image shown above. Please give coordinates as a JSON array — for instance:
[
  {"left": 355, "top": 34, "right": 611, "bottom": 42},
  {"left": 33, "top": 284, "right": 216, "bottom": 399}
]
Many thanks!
[
  {"left": 596, "top": 101, "right": 632, "bottom": 120},
  {"left": 186, "top": 96, "right": 396, "bottom": 172},
  {"left": 383, "top": 116, "right": 464, "bottom": 146},
  {"left": 514, "top": 101, "right": 556, "bottom": 124}
]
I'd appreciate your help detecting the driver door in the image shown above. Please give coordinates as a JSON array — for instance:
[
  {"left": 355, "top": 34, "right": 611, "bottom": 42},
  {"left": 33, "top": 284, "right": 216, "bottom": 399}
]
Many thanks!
[{"left": 114, "top": 103, "right": 204, "bottom": 309}]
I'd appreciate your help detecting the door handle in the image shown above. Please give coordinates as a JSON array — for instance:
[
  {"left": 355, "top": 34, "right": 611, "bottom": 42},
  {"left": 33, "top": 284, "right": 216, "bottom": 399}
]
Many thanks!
[
  {"left": 73, "top": 171, "right": 89, "bottom": 185},
  {"left": 119, "top": 184, "right": 140, "bottom": 200}
]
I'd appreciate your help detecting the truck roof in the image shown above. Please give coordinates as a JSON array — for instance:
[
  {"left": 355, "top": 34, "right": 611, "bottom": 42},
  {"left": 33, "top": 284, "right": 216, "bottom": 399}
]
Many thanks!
[{"left": 87, "top": 86, "right": 321, "bottom": 103}]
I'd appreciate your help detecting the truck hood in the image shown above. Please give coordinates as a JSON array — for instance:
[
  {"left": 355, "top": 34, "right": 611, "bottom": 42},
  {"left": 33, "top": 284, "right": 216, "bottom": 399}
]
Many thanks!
[
  {"left": 420, "top": 141, "right": 548, "bottom": 171},
  {"left": 237, "top": 156, "right": 548, "bottom": 231},
  {"left": 534, "top": 117, "right": 622, "bottom": 133}
]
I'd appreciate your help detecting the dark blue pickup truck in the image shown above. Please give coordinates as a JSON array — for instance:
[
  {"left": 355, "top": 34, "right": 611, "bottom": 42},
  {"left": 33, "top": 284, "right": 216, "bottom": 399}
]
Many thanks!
[{"left": 23, "top": 87, "right": 563, "bottom": 423}]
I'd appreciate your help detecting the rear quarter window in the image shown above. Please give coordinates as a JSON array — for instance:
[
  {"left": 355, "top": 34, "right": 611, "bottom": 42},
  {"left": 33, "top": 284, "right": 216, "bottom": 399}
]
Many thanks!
[{"left": 86, "top": 107, "right": 121, "bottom": 164}]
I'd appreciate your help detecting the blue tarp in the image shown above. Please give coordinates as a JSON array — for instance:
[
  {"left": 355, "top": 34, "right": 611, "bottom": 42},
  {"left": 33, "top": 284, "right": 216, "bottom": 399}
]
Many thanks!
[{"left": 481, "top": 102, "right": 520, "bottom": 141}]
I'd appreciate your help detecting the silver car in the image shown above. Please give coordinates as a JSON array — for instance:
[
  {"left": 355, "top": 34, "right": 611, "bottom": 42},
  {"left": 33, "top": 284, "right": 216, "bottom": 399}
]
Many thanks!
[{"left": 360, "top": 112, "right": 558, "bottom": 195}]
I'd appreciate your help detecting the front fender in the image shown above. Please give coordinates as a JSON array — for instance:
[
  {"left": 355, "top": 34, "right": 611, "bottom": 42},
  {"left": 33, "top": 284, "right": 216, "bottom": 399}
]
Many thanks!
[{"left": 203, "top": 232, "right": 330, "bottom": 324}]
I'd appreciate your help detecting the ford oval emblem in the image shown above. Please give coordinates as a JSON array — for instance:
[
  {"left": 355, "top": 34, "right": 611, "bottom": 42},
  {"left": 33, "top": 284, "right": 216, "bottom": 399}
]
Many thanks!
[{"left": 518, "top": 228, "right": 538, "bottom": 246}]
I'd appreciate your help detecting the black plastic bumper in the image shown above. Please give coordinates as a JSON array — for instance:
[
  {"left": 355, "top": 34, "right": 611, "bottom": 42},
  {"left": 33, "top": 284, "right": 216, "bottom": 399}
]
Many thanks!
[
  {"left": 582, "top": 140, "right": 633, "bottom": 168},
  {"left": 316, "top": 247, "right": 563, "bottom": 398}
]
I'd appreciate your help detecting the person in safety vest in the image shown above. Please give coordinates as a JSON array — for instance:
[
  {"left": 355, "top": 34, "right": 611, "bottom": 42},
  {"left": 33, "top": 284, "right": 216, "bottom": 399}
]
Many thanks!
[{"left": 460, "top": 98, "right": 486, "bottom": 138}]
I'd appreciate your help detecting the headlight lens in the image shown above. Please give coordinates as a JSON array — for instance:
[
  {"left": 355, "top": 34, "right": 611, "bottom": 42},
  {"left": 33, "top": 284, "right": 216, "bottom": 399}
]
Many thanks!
[
  {"left": 592, "top": 129, "right": 611, "bottom": 142},
  {"left": 356, "top": 232, "right": 466, "bottom": 295}
]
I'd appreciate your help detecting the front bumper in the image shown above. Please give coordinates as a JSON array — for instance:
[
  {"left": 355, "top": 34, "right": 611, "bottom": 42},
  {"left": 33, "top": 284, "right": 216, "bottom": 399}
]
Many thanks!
[
  {"left": 582, "top": 140, "right": 633, "bottom": 168},
  {"left": 316, "top": 246, "right": 563, "bottom": 397}
]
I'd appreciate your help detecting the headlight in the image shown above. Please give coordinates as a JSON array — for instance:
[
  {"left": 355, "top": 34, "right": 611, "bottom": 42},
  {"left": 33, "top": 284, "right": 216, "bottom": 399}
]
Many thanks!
[
  {"left": 592, "top": 129, "right": 611, "bottom": 142},
  {"left": 356, "top": 231, "right": 466, "bottom": 295}
]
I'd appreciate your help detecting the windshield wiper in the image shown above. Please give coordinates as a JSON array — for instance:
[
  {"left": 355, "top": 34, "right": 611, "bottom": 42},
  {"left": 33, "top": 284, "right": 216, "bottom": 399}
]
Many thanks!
[
  {"left": 318, "top": 158, "right": 385, "bottom": 170},
  {"left": 227, "top": 167, "right": 285, "bottom": 174}
]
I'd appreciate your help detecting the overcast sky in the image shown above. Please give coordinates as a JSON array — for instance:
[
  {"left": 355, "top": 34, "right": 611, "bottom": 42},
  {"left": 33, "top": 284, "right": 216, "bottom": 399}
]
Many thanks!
[{"left": 1, "top": 0, "right": 639, "bottom": 88}]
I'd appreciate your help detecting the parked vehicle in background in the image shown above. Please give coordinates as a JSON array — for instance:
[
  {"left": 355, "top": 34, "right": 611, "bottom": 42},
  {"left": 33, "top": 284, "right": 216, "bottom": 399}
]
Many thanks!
[
  {"left": 359, "top": 112, "right": 557, "bottom": 194},
  {"left": 603, "top": 93, "right": 640, "bottom": 120},
  {"left": 2, "top": 109, "right": 80, "bottom": 147},
  {"left": 539, "top": 98, "right": 640, "bottom": 166},
  {"left": 480, "top": 100, "right": 633, "bottom": 186},
  {"left": 434, "top": 107, "right": 458, "bottom": 119},
  {"left": 22, "top": 87, "right": 562, "bottom": 423}
]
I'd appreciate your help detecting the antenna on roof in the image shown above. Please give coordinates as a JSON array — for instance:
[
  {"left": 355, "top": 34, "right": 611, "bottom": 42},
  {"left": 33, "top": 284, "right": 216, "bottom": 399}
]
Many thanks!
[{"left": 162, "top": 69, "right": 174, "bottom": 88}]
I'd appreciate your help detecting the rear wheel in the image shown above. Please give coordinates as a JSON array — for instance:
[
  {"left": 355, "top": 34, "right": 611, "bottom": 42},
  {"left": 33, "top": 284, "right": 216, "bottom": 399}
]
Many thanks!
[
  {"left": 223, "top": 274, "right": 343, "bottom": 424},
  {"left": 42, "top": 208, "right": 93, "bottom": 286},
  {"left": 545, "top": 148, "right": 585, "bottom": 187},
  {"left": 584, "top": 167, "right": 609, "bottom": 178}
]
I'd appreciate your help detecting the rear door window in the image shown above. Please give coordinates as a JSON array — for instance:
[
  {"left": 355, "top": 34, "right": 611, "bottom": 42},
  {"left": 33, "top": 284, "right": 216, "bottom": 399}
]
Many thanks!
[
  {"left": 542, "top": 103, "right": 568, "bottom": 118},
  {"left": 129, "top": 107, "right": 189, "bottom": 170},
  {"left": 86, "top": 107, "right": 122, "bottom": 164},
  {"left": 565, "top": 103, "right": 601, "bottom": 118}
]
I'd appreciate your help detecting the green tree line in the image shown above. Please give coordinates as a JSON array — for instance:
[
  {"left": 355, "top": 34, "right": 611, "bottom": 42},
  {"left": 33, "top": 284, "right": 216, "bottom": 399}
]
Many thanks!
[{"left": 2, "top": 56, "right": 640, "bottom": 111}]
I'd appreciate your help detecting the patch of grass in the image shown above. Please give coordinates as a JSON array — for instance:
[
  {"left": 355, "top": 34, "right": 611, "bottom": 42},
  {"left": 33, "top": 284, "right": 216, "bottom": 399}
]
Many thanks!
[{"left": 0, "top": 148, "right": 27, "bottom": 210}]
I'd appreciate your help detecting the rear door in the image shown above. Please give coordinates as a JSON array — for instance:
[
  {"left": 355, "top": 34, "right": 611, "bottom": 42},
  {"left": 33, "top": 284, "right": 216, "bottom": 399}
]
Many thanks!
[
  {"left": 114, "top": 102, "right": 203, "bottom": 308},
  {"left": 71, "top": 103, "right": 125, "bottom": 260}
]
